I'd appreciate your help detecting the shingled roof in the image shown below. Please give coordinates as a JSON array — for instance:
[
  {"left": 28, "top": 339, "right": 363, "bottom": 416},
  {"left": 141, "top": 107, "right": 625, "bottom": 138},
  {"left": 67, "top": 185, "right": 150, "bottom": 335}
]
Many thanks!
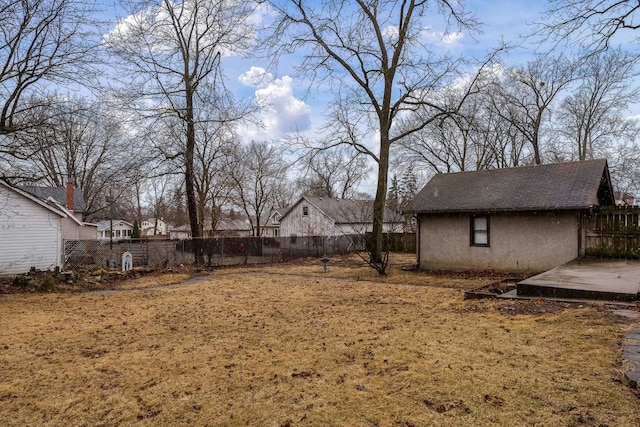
[
  {"left": 407, "top": 159, "right": 615, "bottom": 214},
  {"left": 18, "top": 184, "right": 87, "bottom": 213},
  {"left": 284, "top": 196, "right": 399, "bottom": 224}
]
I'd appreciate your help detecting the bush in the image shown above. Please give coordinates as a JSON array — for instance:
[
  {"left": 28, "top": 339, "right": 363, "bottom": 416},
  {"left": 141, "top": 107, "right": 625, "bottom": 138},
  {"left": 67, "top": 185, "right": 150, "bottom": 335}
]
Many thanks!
[
  {"left": 40, "top": 276, "right": 54, "bottom": 292},
  {"left": 12, "top": 275, "right": 30, "bottom": 288}
]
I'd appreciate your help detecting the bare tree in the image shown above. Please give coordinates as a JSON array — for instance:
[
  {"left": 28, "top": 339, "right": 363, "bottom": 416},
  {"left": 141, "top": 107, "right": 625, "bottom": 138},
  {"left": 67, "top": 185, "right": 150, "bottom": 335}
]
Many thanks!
[
  {"left": 539, "top": 0, "right": 640, "bottom": 54},
  {"left": 7, "top": 96, "right": 144, "bottom": 221},
  {"left": 0, "top": 0, "right": 98, "bottom": 137},
  {"left": 265, "top": 0, "right": 482, "bottom": 273},
  {"left": 105, "top": 0, "right": 256, "bottom": 253},
  {"left": 193, "top": 121, "right": 237, "bottom": 236},
  {"left": 296, "top": 146, "right": 371, "bottom": 199},
  {"left": 609, "top": 140, "right": 640, "bottom": 197},
  {"left": 230, "top": 141, "right": 289, "bottom": 236},
  {"left": 142, "top": 175, "right": 173, "bottom": 235},
  {"left": 393, "top": 62, "right": 532, "bottom": 177},
  {"left": 494, "top": 55, "right": 576, "bottom": 165},
  {"left": 553, "top": 49, "right": 640, "bottom": 161}
]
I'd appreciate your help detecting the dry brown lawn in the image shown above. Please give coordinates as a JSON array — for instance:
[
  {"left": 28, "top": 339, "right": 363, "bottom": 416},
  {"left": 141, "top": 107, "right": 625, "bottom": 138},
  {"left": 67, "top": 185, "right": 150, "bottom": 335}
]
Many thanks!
[
  {"left": 1, "top": 257, "right": 639, "bottom": 426},
  {"left": 216, "top": 253, "right": 528, "bottom": 289}
]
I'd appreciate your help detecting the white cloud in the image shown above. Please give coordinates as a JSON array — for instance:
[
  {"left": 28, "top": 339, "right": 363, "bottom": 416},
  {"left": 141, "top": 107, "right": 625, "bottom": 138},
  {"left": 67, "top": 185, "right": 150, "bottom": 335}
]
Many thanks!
[
  {"left": 238, "top": 66, "right": 272, "bottom": 87},
  {"left": 239, "top": 67, "right": 311, "bottom": 137},
  {"left": 421, "top": 27, "right": 465, "bottom": 47},
  {"left": 442, "top": 31, "right": 464, "bottom": 44},
  {"left": 383, "top": 25, "right": 399, "bottom": 43},
  {"left": 103, "top": 0, "right": 257, "bottom": 57}
]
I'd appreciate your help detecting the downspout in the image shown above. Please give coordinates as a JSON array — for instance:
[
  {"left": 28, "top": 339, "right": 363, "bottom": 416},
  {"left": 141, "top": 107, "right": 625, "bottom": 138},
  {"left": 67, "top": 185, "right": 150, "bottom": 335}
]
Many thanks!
[
  {"left": 415, "top": 214, "right": 421, "bottom": 268},
  {"left": 57, "top": 218, "right": 63, "bottom": 271},
  {"left": 577, "top": 210, "right": 584, "bottom": 258}
]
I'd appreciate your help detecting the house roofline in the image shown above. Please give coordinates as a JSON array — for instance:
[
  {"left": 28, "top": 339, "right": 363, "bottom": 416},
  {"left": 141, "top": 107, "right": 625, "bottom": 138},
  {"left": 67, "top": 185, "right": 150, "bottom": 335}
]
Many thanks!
[
  {"left": 407, "top": 206, "right": 597, "bottom": 215},
  {"left": 0, "top": 180, "right": 68, "bottom": 218},
  {"left": 45, "top": 197, "right": 84, "bottom": 226}
]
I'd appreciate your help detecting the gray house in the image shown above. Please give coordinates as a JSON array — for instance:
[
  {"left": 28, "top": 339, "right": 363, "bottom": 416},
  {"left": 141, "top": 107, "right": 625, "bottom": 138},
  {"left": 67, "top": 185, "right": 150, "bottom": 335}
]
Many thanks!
[{"left": 406, "top": 159, "right": 615, "bottom": 272}]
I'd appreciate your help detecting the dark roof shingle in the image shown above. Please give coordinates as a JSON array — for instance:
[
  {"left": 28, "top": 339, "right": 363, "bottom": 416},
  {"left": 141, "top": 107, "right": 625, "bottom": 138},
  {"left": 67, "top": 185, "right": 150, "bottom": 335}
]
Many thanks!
[
  {"left": 284, "top": 196, "right": 400, "bottom": 223},
  {"left": 17, "top": 185, "right": 87, "bottom": 213},
  {"left": 407, "top": 159, "right": 614, "bottom": 213}
]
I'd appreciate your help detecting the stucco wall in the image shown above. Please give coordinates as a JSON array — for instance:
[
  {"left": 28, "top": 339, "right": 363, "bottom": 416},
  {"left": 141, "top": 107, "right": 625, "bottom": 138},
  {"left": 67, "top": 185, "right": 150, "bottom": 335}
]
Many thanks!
[
  {"left": 418, "top": 211, "right": 579, "bottom": 272},
  {"left": 61, "top": 218, "right": 97, "bottom": 241}
]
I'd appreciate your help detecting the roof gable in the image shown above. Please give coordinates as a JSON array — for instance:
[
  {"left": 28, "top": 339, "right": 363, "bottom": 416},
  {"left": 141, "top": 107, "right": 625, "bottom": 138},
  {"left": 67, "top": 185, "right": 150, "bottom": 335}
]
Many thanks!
[
  {"left": 96, "top": 219, "right": 134, "bottom": 231},
  {"left": 282, "top": 196, "right": 400, "bottom": 224},
  {"left": 408, "top": 159, "right": 615, "bottom": 213},
  {"left": 0, "top": 180, "right": 67, "bottom": 218}
]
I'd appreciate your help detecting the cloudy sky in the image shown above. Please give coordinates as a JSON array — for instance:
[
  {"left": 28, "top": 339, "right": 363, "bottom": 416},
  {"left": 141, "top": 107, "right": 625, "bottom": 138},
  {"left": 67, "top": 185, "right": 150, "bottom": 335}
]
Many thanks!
[
  {"left": 99, "top": 0, "right": 637, "bottom": 195},
  {"left": 208, "top": 0, "right": 553, "bottom": 142},
  {"left": 103, "top": 0, "right": 630, "bottom": 144}
]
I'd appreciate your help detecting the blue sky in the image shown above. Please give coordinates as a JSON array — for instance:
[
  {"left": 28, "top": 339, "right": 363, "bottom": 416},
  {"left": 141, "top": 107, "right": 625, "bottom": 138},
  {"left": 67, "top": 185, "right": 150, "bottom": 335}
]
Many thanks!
[
  {"left": 97, "top": 0, "right": 639, "bottom": 141},
  {"left": 96, "top": 0, "right": 638, "bottom": 194},
  {"left": 218, "top": 0, "right": 559, "bottom": 142}
]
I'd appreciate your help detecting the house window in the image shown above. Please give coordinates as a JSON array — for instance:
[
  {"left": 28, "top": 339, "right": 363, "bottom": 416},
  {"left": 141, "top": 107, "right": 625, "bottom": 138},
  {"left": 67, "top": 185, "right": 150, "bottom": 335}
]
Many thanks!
[
  {"left": 471, "top": 215, "right": 489, "bottom": 246},
  {"left": 274, "top": 228, "right": 279, "bottom": 237},
  {"left": 302, "top": 206, "right": 309, "bottom": 216}
]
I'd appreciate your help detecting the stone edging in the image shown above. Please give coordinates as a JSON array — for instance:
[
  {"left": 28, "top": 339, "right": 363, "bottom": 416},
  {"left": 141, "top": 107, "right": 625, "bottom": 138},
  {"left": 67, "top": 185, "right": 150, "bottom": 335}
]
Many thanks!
[{"left": 623, "top": 326, "right": 640, "bottom": 388}]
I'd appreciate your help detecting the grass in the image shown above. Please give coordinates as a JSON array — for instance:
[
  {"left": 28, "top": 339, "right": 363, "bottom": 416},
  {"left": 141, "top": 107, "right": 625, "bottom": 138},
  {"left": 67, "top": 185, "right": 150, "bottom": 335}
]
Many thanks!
[
  {"left": 0, "top": 257, "right": 639, "bottom": 426},
  {"left": 216, "top": 253, "right": 529, "bottom": 289}
]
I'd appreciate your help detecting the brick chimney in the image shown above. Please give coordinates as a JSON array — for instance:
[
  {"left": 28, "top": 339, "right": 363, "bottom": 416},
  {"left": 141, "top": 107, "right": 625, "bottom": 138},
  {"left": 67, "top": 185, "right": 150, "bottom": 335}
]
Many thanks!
[{"left": 66, "top": 182, "right": 74, "bottom": 211}]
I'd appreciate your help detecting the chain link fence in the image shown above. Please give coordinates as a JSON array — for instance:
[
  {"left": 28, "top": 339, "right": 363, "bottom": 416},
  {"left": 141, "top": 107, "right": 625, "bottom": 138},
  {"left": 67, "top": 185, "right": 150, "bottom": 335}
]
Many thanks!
[{"left": 63, "top": 235, "right": 361, "bottom": 270}]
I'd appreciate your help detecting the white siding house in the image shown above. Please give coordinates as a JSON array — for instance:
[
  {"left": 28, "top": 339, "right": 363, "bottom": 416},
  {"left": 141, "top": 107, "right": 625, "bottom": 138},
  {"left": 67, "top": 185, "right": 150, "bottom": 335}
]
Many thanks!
[
  {"left": 279, "top": 196, "right": 402, "bottom": 237},
  {"left": 141, "top": 218, "right": 167, "bottom": 236},
  {"left": 97, "top": 220, "right": 134, "bottom": 240},
  {"left": 255, "top": 209, "right": 285, "bottom": 237},
  {"left": 18, "top": 182, "right": 97, "bottom": 239},
  {"left": 0, "top": 181, "right": 66, "bottom": 276}
]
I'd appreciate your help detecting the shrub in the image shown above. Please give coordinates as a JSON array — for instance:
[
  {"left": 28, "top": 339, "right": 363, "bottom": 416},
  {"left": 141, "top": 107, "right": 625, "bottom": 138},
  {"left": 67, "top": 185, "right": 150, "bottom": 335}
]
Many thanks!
[{"left": 12, "top": 275, "right": 30, "bottom": 288}]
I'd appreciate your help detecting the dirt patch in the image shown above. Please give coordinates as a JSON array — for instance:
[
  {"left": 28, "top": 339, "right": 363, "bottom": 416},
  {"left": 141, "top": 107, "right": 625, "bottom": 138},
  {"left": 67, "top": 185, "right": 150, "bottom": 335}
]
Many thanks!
[
  {"left": 0, "top": 267, "right": 197, "bottom": 294},
  {"left": 464, "top": 279, "right": 519, "bottom": 299},
  {"left": 456, "top": 297, "right": 640, "bottom": 321}
]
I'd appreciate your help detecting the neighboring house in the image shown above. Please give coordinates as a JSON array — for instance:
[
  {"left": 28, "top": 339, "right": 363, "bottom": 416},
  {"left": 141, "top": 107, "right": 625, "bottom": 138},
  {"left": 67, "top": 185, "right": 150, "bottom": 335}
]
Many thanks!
[
  {"left": 140, "top": 218, "right": 167, "bottom": 236},
  {"left": 279, "top": 196, "right": 402, "bottom": 237},
  {"left": 0, "top": 180, "right": 92, "bottom": 275},
  {"left": 255, "top": 209, "right": 286, "bottom": 237},
  {"left": 406, "top": 159, "right": 615, "bottom": 272},
  {"left": 97, "top": 220, "right": 134, "bottom": 240},
  {"left": 169, "top": 224, "right": 192, "bottom": 240},
  {"left": 18, "top": 182, "right": 97, "bottom": 240},
  {"left": 615, "top": 191, "right": 636, "bottom": 206},
  {"left": 215, "top": 218, "right": 252, "bottom": 237},
  {"left": 170, "top": 219, "right": 252, "bottom": 239}
]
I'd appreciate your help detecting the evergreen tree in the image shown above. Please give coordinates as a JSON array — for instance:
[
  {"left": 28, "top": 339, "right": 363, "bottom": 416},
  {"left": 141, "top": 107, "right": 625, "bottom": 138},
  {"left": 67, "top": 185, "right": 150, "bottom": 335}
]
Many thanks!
[
  {"left": 387, "top": 174, "right": 400, "bottom": 211},
  {"left": 399, "top": 169, "right": 418, "bottom": 209},
  {"left": 132, "top": 220, "right": 141, "bottom": 239}
]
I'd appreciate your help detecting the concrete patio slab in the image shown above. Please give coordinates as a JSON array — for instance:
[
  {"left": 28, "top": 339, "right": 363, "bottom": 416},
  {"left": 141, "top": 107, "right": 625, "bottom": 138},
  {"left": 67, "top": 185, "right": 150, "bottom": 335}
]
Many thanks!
[{"left": 516, "top": 258, "right": 640, "bottom": 302}]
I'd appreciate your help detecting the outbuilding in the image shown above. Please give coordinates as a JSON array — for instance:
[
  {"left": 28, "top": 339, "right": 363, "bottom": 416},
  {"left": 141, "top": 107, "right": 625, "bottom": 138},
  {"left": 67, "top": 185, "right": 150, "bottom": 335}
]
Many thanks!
[{"left": 406, "top": 159, "right": 615, "bottom": 272}]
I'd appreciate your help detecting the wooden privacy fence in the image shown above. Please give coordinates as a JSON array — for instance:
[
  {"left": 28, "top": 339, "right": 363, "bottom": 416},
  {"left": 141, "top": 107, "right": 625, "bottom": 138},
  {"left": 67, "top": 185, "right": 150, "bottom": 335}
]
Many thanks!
[{"left": 585, "top": 206, "right": 640, "bottom": 259}]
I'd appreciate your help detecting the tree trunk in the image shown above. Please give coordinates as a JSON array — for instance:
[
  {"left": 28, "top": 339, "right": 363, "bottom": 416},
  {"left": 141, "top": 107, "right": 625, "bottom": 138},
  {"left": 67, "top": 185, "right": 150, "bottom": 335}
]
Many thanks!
[
  {"left": 532, "top": 115, "right": 542, "bottom": 165},
  {"left": 371, "top": 137, "right": 390, "bottom": 271},
  {"left": 184, "top": 84, "right": 202, "bottom": 264}
]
